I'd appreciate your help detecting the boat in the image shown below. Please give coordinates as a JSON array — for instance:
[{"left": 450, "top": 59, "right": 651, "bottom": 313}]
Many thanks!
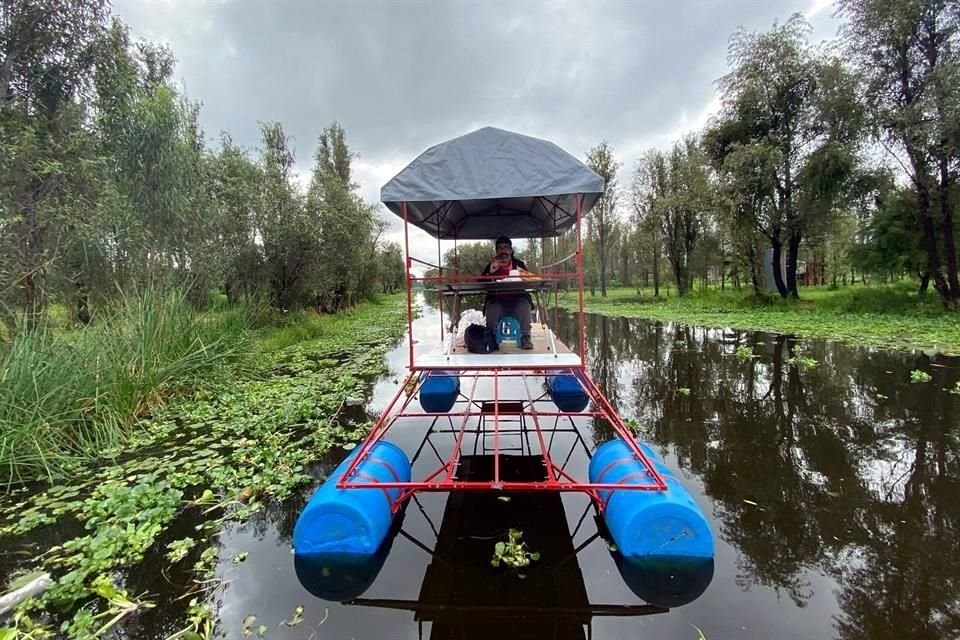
[{"left": 293, "top": 126, "right": 714, "bottom": 609}]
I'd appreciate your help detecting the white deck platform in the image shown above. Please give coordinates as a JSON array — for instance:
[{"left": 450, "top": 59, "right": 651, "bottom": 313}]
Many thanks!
[
  {"left": 413, "top": 323, "right": 583, "bottom": 370},
  {"left": 415, "top": 352, "right": 583, "bottom": 370}
]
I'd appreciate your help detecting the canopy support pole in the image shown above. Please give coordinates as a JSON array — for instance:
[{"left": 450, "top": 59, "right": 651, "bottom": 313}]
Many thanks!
[
  {"left": 404, "top": 201, "right": 414, "bottom": 369},
  {"left": 437, "top": 227, "right": 443, "bottom": 343},
  {"left": 576, "top": 194, "right": 586, "bottom": 359}
]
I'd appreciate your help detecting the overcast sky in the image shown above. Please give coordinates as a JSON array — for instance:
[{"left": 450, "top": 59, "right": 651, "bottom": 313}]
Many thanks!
[{"left": 113, "top": 0, "right": 842, "bottom": 260}]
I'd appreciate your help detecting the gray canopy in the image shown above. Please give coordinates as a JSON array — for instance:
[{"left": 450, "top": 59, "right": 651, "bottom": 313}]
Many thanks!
[{"left": 381, "top": 127, "right": 605, "bottom": 240}]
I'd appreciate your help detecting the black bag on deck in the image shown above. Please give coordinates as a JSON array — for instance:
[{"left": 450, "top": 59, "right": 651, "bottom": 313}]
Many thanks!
[{"left": 464, "top": 324, "right": 497, "bottom": 353}]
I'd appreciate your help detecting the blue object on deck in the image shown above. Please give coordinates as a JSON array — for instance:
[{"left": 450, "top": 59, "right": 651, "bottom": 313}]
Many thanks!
[
  {"left": 496, "top": 315, "right": 522, "bottom": 347},
  {"left": 589, "top": 440, "right": 713, "bottom": 560},
  {"left": 293, "top": 440, "right": 411, "bottom": 555},
  {"left": 546, "top": 372, "right": 589, "bottom": 412},
  {"left": 419, "top": 371, "right": 459, "bottom": 413}
]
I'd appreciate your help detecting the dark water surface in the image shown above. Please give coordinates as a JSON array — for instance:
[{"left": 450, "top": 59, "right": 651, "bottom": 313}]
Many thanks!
[{"left": 210, "top": 302, "right": 960, "bottom": 640}]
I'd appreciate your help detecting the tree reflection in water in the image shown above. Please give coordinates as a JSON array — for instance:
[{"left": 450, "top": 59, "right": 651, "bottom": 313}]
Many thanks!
[{"left": 556, "top": 309, "right": 960, "bottom": 639}]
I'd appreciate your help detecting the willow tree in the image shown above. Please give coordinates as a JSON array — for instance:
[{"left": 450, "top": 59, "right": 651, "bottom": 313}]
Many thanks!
[
  {"left": 708, "top": 14, "right": 861, "bottom": 298},
  {"left": 585, "top": 142, "right": 620, "bottom": 297},
  {"left": 632, "top": 139, "right": 712, "bottom": 296},
  {"left": 0, "top": 0, "right": 109, "bottom": 326},
  {"left": 208, "top": 134, "right": 265, "bottom": 303},
  {"left": 839, "top": 0, "right": 960, "bottom": 308},
  {"left": 309, "top": 122, "right": 377, "bottom": 311},
  {"left": 258, "top": 122, "right": 315, "bottom": 310},
  {"left": 630, "top": 154, "right": 664, "bottom": 296}
]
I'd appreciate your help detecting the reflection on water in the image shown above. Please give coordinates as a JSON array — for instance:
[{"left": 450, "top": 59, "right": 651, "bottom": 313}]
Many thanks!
[
  {"left": 557, "top": 312, "right": 960, "bottom": 640},
  {"left": 205, "top": 302, "right": 960, "bottom": 640}
]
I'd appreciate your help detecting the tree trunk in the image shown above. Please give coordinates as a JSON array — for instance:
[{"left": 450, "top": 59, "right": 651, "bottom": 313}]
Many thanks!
[
  {"left": 770, "top": 236, "right": 788, "bottom": 298},
  {"left": 919, "top": 270, "right": 930, "bottom": 293},
  {"left": 75, "top": 278, "right": 91, "bottom": 325},
  {"left": 786, "top": 231, "right": 801, "bottom": 299},
  {"left": 671, "top": 258, "right": 685, "bottom": 296},
  {"left": 939, "top": 169, "right": 959, "bottom": 305},
  {"left": 749, "top": 252, "right": 762, "bottom": 297},
  {"left": 915, "top": 176, "right": 952, "bottom": 307},
  {"left": 599, "top": 253, "right": 607, "bottom": 297},
  {"left": 653, "top": 245, "right": 661, "bottom": 297}
]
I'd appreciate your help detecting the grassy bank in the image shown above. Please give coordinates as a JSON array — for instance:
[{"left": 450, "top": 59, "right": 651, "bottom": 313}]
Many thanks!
[
  {"left": 0, "top": 294, "right": 406, "bottom": 639},
  {"left": 559, "top": 282, "right": 960, "bottom": 355}
]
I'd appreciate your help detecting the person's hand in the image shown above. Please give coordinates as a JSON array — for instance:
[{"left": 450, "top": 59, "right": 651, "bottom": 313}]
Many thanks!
[{"left": 489, "top": 258, "right": 505, "bottom": 272}]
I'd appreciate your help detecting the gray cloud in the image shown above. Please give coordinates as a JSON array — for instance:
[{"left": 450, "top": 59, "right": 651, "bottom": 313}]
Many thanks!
[{"left": 113, "top": 0, "right": 841, "bottom": 260}]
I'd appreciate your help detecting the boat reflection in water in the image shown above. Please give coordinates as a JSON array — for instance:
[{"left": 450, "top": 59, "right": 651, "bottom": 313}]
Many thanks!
[{"left": 295, "top": 454, "right": 713, "bottom": 639}]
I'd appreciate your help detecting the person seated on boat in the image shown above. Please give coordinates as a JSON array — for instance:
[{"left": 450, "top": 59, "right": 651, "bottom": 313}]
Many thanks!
[{"left": 481, "top": 235, "right": 534, "bottom": 350}]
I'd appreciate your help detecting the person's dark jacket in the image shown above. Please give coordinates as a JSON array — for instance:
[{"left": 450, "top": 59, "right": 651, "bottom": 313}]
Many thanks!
[{"left": 481, "top": 257, "right": 531, "bottom": 308}]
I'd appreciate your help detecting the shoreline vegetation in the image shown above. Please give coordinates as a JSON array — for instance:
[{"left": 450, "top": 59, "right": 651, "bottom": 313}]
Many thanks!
[
  {"left": 557, "top": 282, "right": 960, "bottom": 356},
  {"left": 0, "top": 294, "right": 406, "bottom": 638}
]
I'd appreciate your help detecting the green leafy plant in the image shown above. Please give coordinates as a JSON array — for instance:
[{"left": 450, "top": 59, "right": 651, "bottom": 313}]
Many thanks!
[
  {"left": 624, "top": 418, "right": 649, "bottom": 435},
  {"left": 166, "top": 538, "right": 197, "bottom": 564},
  {"left": 59, "top": 576, "right": 154, "bottom": 639},
  {"left": 0, "top": 289, "right": 252, "bottom": 485},
  {"left": 735, "top": 345, "right": 754, "bottom": 361},
  {"left": 280, "top": 606, "right": 304, "bottom": 627},
  {"left": 951, "top": 381, "right": 960, "bottom": 396},
  {"left": 785, "top": 347, "right": 818, "bottom": 369},
  {"left": 678, "top": 387, "right": 691, "bottom": 396},
  {"left": 491, "top": 529, "right": 540, "bottom": 571},
  {"left": 910, "top": 369, "right": 932, "bottom": 383}
]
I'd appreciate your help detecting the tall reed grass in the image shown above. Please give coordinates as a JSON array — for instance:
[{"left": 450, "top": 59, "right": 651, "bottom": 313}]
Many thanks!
[{"left": 0, "top": 289, "right": 252, "bottom": 485}]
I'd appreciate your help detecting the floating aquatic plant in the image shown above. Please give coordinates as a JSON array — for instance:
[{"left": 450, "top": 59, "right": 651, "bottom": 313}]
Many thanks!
[{"left": 491, "top": 528, "right": 540, "bottom": 572}]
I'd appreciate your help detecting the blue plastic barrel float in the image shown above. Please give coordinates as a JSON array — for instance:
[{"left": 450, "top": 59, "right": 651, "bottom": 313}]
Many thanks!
[
  {"left": 613, "top": 553, "right": 715, "bottom": 608},
  {"left": 294, "top": 513, "right": 401, "bottom": 601},
  {"left": 546, "top": 371, "right": 589, "bottom": 412},
  {"left": 589, "top": 440, "right": 713, "bottom": 560},
  {"left": 419, "top": 370, "right": 460, "bottom": 413},
  {"left": 293, "top": 440, "right": 411, "bottom": 556}
]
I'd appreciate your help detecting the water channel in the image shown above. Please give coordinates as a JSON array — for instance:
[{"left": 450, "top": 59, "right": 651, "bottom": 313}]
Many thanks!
[{"left": 203, "top": 299, "right": 960, "bottom": 640}]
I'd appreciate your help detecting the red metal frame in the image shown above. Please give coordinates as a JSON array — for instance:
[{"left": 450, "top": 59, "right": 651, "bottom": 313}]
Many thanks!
[
  {"left": 341, "top": 195, "right": 666, "bottom": 512},
  {"left": 338, "top": 369, "right": 667, "bottom": 509}
]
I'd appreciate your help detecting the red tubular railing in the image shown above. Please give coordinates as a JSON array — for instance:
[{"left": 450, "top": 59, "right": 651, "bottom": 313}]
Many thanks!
[{"left": 337, "top": 368, "right": 666, "bottom": 510}]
